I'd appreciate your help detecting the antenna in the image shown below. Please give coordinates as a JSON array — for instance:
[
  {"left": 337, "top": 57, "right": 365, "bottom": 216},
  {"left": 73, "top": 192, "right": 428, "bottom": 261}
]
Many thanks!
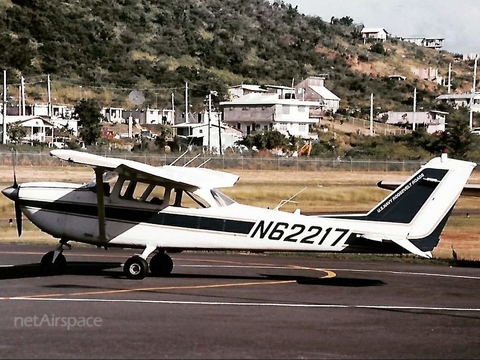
[
  {"left": 273, "top": 187, "right": 307, "bottom": 211},
  {"left": 128, "top": 90, "right": 145, "bottom": 106},
  {"left": 169, "top": 149, "right": 189, "bottom": 166},
  {"left": 197, "top": 158, "right": 211, "bottom": 168},
  {"left": 183, "top": 153, "right": 201, "bottom": 167}
]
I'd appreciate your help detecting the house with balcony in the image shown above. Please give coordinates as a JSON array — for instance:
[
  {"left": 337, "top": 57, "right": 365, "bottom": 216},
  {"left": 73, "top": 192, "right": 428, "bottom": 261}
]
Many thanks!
[
  {"left": 219, "top": 92, "right": 321, "bottom": 138},
  {"left": 2, "top": 116, "right": 55, "bottom": 144}
]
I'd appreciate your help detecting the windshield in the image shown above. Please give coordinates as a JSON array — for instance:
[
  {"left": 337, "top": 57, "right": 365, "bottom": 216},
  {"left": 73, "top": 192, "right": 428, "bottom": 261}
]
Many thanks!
[{"left": 210, "top": 189, "right": 236, "bottom": 207}]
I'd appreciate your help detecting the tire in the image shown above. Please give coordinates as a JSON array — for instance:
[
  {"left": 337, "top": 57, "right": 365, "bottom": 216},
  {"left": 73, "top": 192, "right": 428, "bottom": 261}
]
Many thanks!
[
  {"left": 124, "top": 256, "right": 149, "bottom": 280},
  {"left": 40, "top": 251, "right": 67, "bottom": 275},
  {"left": 150, "top": 253, "right": 174, "bottom": 277}
]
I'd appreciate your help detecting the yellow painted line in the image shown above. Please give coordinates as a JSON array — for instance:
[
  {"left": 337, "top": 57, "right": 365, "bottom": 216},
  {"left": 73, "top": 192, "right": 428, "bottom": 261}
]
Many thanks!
[
  {"left": 288, "top": 265, "right": 337, "bottom": 279},
  {"left": 4, "top": 268, "right": 337, "bottom": 300},
  {"left": 6, "top": 280, "right": 296, "bottom": 300},
  {"left": 0, "top": 251, "right": 125, "bottom": 259}
]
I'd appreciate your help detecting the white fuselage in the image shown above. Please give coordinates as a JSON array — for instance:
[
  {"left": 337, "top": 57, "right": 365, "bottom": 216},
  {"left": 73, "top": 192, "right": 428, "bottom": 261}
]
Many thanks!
[{"left": 17, "top": 181, "right": 415, "bottom": 253}]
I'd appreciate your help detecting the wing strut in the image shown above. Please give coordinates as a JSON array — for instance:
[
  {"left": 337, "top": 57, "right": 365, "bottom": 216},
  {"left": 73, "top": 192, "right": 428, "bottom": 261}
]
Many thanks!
[{"left": 94, "top": 167, "right": 107, "bottom": 242}]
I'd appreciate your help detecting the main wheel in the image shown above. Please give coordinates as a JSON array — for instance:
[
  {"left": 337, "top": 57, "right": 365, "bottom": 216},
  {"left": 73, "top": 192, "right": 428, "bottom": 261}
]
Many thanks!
[
  {"left": 40, "top": 251, "right": 67, "bottom": 275},
  {"left": 150, "top": 252, "right": 174, "bottom": 277},
  {"left": 124, "top": 256, "right": 149, "bottom": 280}
]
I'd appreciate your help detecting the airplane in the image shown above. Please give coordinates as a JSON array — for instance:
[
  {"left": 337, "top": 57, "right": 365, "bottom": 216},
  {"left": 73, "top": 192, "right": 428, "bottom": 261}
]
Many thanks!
[{"left": 1, "top": 149, "right": 476, "bottom": 280}]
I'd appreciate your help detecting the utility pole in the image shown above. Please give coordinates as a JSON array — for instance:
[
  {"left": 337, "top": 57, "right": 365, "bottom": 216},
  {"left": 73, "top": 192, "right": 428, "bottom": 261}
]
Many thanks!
[
  {"left": 469, "top": 57, "right": 478, "bottom": 129},
  {"left": 207, "top": 92, "right": 212, "bottom": 153},
  {"left": 171, "top": 92, "right": 175, "bottom": 125},
  {"left": 369, "top": 93, "right": 373, "bottom": 136},
  {"left": 413, "top": 88, "right": 417, "bottom": 131},
  {"left": 21, "top": 76, "right": 25, "bottom": 116},
  {"left": 47, "top": 74, "right": 52, "bottom": 117},
  {"left": 2, "top": 70, "right": 6, "bottom": 144},
  {"left": 447, "top": 63, "right": 452, "bottom": 94},
  {"left": 185, "top": 82, "right": 189, "bottom": 124},
  {"left": 473, "top": 57, "right": 478, "bottom": 93}
]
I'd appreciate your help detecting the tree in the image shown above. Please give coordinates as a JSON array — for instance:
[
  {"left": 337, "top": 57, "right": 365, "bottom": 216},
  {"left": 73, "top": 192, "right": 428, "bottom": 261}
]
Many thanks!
[
  {"left": 236, "top": 130, "right": 289, "bottom": 150},
  {"left": 74, "top": 99, "right": 104, "bottom": 145},
  {"left": 369, "top": 42, "right": 386, "bottom": 55},
  {"left": 438, "top": 112, "right": 473, "bottom": 159},
  {"left": 7, "top": 123, "right": 27, "bottom": 144}
]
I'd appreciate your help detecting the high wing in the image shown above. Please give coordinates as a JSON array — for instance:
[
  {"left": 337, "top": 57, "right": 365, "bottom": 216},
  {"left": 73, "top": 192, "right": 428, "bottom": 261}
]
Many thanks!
[
  {"left": 377, "top": 179, "right": 480, "bottom": 197},
  {"left": 50, "top": 149, "right": 239, "bottom": 189}
]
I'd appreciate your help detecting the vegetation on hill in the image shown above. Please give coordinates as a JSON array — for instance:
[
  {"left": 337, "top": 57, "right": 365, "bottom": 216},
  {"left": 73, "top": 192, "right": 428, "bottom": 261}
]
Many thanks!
[
  {"left": 0, "top": 0, "right": 477, "bottom": 112},
  {"left": 1, "top": 0, "right": 480, "bottom": 159}
]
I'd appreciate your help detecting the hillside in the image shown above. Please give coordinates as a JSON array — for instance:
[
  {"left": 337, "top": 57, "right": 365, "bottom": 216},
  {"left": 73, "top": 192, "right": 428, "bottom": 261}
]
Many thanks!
[{"left": 0, "top": 0, "right": 476, "bottom": 115}]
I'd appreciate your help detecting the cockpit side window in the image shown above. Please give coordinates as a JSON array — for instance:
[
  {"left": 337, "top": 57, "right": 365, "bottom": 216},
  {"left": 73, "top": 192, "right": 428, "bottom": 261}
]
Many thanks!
[{"left": 171, "top": 188, "right": 209, "bottom": 209}]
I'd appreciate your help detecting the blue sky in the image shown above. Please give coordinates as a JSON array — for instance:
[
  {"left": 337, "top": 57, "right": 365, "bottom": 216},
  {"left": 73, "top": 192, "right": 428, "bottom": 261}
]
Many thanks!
[{"left": 284, "top": 0, "right": 480, "bottom": 54}]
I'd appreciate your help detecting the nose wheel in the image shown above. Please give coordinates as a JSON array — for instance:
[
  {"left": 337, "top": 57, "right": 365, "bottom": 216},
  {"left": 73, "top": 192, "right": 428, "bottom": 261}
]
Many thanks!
[{"left": 40, "top": 251, "right": 67, "bottom": 275}]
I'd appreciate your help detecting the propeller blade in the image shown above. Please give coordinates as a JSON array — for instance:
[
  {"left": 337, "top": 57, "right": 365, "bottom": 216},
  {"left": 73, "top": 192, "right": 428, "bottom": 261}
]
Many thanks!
[
  {"left": 11, "top": 149, "right": 18, "bottom": 188},
  {"left": 15, "top": 200, "right": 22, "bottom": 237}
]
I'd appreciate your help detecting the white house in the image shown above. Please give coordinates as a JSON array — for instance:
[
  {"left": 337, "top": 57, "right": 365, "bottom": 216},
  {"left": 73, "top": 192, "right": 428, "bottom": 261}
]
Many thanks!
[
  {"left": 381, "top": 110, "right": 448, "bottom": 133},
  {"left": 173, "top": 115, "right": 243, "bottom": 153},
  {"left": 402, "top": 36, "right": 444, "bottom": 50},
  {"left": 102, "top": 107, "right": 123, "bottom": 123},
  {"left": 295, "top": 77, "right": 340, "bottom": 114},
  {"left": 220, "top": 93, "right": 320, "bottom": 138},
  {"left": 227, "top": 84, "right": 267, "bottom": 100},
  {"left": 361, "top": 28, "right": 388, "bottom": 42},
  {"left": 1, "top": 116, "right": 55, "bottom": 144},
  {"left": 122, "top": 108, "right": 163, "bottom": 125}
]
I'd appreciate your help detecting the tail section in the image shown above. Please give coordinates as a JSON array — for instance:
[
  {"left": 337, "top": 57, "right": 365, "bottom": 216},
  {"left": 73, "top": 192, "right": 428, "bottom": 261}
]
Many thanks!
[{"left": 357, "top": 153, "right": 475, "bottom": 257}]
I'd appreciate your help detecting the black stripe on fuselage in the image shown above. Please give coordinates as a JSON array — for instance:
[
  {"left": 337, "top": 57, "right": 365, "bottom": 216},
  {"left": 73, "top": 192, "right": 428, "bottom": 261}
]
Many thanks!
[{"left": 20, "top": 200, "right": 255, "bottom": 235}]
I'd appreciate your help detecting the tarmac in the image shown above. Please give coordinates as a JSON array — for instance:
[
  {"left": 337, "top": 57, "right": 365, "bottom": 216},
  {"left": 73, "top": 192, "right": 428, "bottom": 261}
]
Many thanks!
[{"left": 0, "top": 243, "right": 479, "bottom": 359}]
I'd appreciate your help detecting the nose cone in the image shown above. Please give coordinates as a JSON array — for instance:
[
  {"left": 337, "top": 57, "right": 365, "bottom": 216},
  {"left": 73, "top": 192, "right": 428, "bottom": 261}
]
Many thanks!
[{"left": 2, "top": 186, "right": 19, "bottom": 201}]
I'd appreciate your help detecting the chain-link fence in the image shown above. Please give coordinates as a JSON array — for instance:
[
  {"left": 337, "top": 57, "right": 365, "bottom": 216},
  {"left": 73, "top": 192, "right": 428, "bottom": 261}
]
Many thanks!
[{"left": 1, "top": 150, "right": 473, "bottom": 173}]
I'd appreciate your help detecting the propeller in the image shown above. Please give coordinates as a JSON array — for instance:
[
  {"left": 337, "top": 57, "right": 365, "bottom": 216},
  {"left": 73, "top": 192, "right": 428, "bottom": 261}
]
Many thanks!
[{"left": 2, "top": 150, "right": 22, "bottom": 236}]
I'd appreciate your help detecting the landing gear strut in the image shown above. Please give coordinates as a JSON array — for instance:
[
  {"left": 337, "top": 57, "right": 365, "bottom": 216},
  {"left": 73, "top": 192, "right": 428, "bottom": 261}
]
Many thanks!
[{"left": 40, "top": 240, "right": 71, "bottom": 275}]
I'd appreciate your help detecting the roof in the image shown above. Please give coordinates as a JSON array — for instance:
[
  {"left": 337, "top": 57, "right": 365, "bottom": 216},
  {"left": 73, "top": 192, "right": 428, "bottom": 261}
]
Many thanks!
[
  {"left": 361, "top": 28, "right": 388, "bottom": 34},
  {"left": 172, "top": 122, "right": 228, "bottom": 130},
  {"left": 229, "top": 84, "right": 266, "bottom": 92},
  {"left": 436, "top": 93, "right": 480, "bottom": 100},
  {"left": 14, "top": 116, "right": 55, "bottom": 127},
  {"left": 309, "top": 85, "right": 340, "bottom": 101},
  {"left": 220, "top": 93, "right": 320, "bottom": 106},
  {"left": 50, "top": 150, "right": 239, "bottom": 189},
  {"left": 264, "top": 85, "right": 294, "bottom": 90}
]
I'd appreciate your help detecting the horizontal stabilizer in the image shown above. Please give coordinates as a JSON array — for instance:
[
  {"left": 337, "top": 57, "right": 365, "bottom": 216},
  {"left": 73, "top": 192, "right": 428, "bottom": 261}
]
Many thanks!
[{"left": 389, "top": 237, "right": 432, "bottom": 259}]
